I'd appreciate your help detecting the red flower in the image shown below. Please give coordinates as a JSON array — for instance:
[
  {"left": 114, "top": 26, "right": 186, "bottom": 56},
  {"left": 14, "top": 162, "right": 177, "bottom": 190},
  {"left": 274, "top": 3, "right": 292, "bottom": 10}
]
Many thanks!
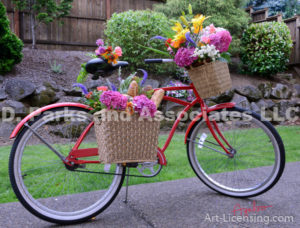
[
  {"left": 97, "top": 86, "right": 108, "bottom": 91},
  {"left": 85, "top": 91, "right": 93, "bottom": 99},
  {"left": 106, "top": 46, "right": 113, "bottom": 53},
  {"left": 165, "top": 38, "right": 172, "bottom": 47}
]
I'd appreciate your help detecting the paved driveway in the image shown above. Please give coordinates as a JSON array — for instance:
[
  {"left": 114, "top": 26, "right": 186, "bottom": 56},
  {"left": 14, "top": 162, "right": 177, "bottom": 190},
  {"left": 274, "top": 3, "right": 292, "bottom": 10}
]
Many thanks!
[{"left": 0, "top": 162, "right": 299, "bottom": 228}]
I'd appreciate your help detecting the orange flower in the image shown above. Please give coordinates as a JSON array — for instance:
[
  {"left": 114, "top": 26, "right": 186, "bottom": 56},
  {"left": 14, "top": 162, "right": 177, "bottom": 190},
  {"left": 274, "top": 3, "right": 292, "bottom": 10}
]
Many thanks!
[
  {"left": 125, "top": 102, "right": 134, "bottom": 115},
  {"left": 97, "top": 86, "right": 108, "bottom": 91},
  {"left": 107, "top": 53, "right": 119, "bottom": 64}
]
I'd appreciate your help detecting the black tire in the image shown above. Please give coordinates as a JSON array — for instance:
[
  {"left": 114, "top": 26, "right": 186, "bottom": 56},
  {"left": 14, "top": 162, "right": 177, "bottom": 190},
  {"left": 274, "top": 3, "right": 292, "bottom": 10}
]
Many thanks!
[
  {"left": 187, "top": 107, "right": 285, "bottom": 198},
  {"left": 9, "top": 107, "right": 125, "bottom": 224}
]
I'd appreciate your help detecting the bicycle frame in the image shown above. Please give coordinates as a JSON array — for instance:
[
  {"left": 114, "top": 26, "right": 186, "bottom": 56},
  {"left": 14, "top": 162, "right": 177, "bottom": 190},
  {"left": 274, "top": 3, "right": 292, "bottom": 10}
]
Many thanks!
[{"left": 66, "top": 83, "right": 236, "bottom": 166}]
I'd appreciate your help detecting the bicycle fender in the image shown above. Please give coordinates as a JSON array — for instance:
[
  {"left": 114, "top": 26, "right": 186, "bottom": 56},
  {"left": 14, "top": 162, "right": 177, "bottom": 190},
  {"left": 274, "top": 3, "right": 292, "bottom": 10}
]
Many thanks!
[
  {"left": 184, "top": 102, "right": 236, "bottom": 144},
  {"left": 10, "top": 103, "right": 92, "bottom": 139}
]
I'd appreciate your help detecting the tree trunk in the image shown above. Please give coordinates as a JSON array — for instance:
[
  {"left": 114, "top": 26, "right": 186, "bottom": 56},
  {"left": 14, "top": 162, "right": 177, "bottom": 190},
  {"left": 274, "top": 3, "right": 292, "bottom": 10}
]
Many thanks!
[
  {"left": 29, "top": 0, "right": 37, "bottom": 49},
  {"left": 30, "top": 12, "right": 36, "bottom": 49}
]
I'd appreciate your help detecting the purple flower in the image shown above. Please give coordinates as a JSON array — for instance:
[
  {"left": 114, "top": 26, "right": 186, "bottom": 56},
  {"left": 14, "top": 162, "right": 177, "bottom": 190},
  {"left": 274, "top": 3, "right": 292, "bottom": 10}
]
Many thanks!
[
  {"left": 73, "top": 83, "right": 88, "bottom": 95},
  {"left": 150, "top": 36, "right": 167, "bottom": 41},
  {"left": 185, "top": 32, "right": 196, "bottom": 47},
  {"left": 96, "top": 39, "right": 104, "bottom": 47},
  {"left": 174, "top": 47, "right": 198, "bottom": 67},
  {"left": 100, "top": 91, "right": 128, "bottom": 110},
  {"left": 95, "top": 46, "right": 106, "bottom": 56},
  {"left": 209, "top": 30, "right": 232, "bottom": 53},
  {"left": 133, "top": 95, "right": 157, "bottom": 118},
  {"left": 138, "top": 69, "right": 148, "bottom": 86}
]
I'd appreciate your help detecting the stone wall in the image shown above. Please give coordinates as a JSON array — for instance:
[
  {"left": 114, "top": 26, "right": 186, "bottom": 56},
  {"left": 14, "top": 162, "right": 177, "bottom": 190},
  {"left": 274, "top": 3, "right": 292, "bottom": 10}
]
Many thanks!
[{"left": 1, "top": 76, "right": 300, "bottom": 140}]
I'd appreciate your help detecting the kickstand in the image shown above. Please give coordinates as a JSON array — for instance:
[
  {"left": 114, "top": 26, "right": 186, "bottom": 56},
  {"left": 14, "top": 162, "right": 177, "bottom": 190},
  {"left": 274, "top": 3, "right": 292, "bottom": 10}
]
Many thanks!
[{"left": 123, "top": 167, "right": 130, "bottom": 204}]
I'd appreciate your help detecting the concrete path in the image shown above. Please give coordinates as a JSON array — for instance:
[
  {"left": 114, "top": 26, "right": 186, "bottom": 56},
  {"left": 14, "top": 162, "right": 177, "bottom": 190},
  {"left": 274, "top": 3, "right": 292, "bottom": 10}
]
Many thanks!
[{"left": 0, "top": 162, "right": 299, "bottom": 228}]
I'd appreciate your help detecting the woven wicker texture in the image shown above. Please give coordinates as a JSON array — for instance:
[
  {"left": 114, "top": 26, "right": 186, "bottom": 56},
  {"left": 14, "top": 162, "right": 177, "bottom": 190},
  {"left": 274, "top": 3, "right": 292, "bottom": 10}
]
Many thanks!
[
  {"left": 188, "top": 61, "right": 232, "bottom": 99},
  {"left": 94, "top": 109, "right": 160, "bottom": 164}
]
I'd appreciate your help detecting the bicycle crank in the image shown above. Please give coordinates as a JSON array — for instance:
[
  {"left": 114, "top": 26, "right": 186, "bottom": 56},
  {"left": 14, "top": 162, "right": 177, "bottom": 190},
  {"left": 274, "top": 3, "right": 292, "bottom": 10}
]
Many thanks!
[{"left": 136, "top": 161, "right": 162, "bottom": 177}]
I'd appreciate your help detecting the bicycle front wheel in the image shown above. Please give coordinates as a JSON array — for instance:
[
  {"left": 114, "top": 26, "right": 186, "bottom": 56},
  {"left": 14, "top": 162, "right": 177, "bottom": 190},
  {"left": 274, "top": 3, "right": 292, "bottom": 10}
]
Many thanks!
[
  {"left": 187, "top": 107, "right": 285, "bottom": 198},
  {"left": 9, "top": 107, "right": 125, "bottom": 224}
]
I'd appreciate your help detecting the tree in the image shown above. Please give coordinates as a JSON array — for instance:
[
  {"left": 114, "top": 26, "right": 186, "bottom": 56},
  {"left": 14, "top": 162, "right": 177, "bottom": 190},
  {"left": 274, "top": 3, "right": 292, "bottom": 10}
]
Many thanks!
[
  {"left": 12, "top": 0, "right": 74, "bottom": 49},
  {"left": 247, "top": 0, "right": 300, "bottom": 18},
  {"left": 0, "top": 1, "right": 23, "bottom": 74}
]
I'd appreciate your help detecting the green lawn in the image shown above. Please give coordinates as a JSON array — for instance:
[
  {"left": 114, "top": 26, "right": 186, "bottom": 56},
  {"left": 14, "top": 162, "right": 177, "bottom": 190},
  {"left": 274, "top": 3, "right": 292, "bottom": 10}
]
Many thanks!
[{"left": 0, "top": 126, "right": 300, "bottom": 204}]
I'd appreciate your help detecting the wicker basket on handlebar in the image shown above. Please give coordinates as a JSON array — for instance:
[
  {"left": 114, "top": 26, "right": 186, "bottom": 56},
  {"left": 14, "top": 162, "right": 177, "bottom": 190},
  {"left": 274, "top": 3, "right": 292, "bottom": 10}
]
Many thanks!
[
  {"left": 93, "top": 109, "right": 160, "bottom": 164},
  {"left": 188, "top": 61, "right": 232, "bottom": 99}
]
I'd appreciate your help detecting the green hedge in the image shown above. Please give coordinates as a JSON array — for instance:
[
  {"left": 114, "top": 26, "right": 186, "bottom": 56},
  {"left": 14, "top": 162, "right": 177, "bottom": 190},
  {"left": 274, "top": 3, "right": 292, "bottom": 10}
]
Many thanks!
[
  {"left": 241, "top": 22, "right": 293, "bottom": 76},
  {"left": 104, "top": 10, "right": 176, "bottom": 74},
  {"left": 0, "top": 2, "right": 23, "bottom": 74}
]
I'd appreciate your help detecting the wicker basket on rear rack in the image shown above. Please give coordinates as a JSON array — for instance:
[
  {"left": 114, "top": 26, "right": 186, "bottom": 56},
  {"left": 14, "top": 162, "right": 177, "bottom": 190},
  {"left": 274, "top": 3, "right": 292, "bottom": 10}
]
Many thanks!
[
  {"left": 93, "top": 109, "right": 160, "bottom": 164},
  {"left": 188, "top": 61, "right": 232, "bottom": 99}
]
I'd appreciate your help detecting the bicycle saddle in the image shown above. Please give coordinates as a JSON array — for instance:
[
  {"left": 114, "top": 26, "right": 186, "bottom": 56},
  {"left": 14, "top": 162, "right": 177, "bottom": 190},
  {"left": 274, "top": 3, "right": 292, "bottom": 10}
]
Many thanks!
[{"left": 85, "top": 58, "right": 129, "bottom": 79}]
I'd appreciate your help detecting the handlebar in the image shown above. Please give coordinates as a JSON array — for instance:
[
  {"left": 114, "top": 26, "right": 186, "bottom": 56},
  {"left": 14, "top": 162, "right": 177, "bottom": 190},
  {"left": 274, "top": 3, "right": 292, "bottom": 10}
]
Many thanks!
[{"left": 144, "top": 59, "right": 174, "bottom": 64}]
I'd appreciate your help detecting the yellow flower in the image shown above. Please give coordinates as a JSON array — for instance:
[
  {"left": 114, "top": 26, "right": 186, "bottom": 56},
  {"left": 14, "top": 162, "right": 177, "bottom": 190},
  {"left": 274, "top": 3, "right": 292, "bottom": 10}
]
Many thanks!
[
  {"left": 172, "top": 22, "right": 183, "bottom": 33},
  {"left": 172, "top": 28, "right": 189, "bottom": 48},
  {"left": 192, "top": 14, "right": 206, "bottom": 34}
]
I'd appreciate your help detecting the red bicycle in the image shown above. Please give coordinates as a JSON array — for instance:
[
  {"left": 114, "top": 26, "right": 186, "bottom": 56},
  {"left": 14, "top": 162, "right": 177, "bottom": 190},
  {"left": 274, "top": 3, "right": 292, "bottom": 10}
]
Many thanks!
[{"left": 9, "top": 58, "right": 285, "bottom": 224}]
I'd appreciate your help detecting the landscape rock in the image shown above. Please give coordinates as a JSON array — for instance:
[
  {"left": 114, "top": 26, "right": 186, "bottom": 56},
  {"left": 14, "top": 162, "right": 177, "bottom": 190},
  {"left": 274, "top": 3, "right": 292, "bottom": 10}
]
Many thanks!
[
  {"left": 231, "top": 93, "right": 250, "bottom": 110},
  {"left": 63, "top": 88, "right": 83, "bottom": 97},
  {"left": 5, "top": 79, "right": 36, "bottom": 101},
  {"left": 276, "top": 100, "right": 295, "bottom": 118},
  {"left": 85, "top": 79, "right": 105, "bottom": 90},
  {"left": 293, "top": 84, "right": 300, "bottom": 98},
  {"left": 258, "top": 82, "right": 273, "bottom": 99},
  {"left": 43, "top": 81, "right": 61, "bottom": 92},
  {"left": 255, "top": 99, "right": 276, "bottom": 110},
  {"left": 0, "top": 100, "right": 26, "bottom": 117},
  {"left": 0, "top": 75, "right": 4, "bottom": 84},
  {"left": 144, "top": 79, "right": 160, "bottom": 89},
  {"left": 211, "top": 90, "right": 235, "bottom": 103},
  {"left": 235, "top": 85, "right": 262, "bottom": 102},
  {"left": 29, "top": 86, "right": 59, "bottom": 107},
  {"left": 0, "top": 121, "right": 16, "bottom": 138},
  {"left": 59, "top": 96, "right": 83, "bottom": 103},
  {"left": 0, "top": 88, "right": 7, "bottom": 101},
  {"left": 250, "top": 102, "right": 260, "bottom": 113},
  {"left": 270, "top": 83, "right": 292, "bottom": 99}
]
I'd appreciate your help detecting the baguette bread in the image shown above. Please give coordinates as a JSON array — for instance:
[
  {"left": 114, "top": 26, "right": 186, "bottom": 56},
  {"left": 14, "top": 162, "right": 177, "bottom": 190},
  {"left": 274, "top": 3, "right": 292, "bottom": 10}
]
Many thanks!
[
  {"left": 127, "top": 81, "right": 139, "bottom": 97},
  {"left": 151, "top": 89, "right": 165, "bottom": 108}
]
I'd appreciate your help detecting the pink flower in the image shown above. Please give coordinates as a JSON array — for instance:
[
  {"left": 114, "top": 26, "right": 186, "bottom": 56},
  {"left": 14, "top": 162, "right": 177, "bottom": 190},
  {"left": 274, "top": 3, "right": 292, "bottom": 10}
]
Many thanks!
[
  {"left": 133, "top": 95, "right": 157, "bottom": 118},
  {"left": 95, "top": 46, "right": 106, "bottom": 56},
  {"left": 100, "top": 91, "right": 128, "bottom": 110},
  {"left": 201, "top": 36, "right": 210, "bottom": 44},
  {"left": 96, "top": 39, "right": 104, "bottom": 46},
  {"left": 209, "top": 24, "right": 216, "bottom": 34},
  {"left": 174, "top": 47, "right": 198, "bottom": 67},
  {"left": 209, "top": 30, "right": 232, "bottom": 53},
  {"left": 114, "top": 46, "right": 122, "bottom": 57}
]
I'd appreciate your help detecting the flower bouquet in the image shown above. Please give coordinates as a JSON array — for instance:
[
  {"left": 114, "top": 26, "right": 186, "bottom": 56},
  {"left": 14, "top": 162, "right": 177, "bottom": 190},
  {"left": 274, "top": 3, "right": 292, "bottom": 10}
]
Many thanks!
[
  {"left": 152, "top": 5, "right": 232, "bottom": 98},
  {"left": 74, "top": 68, "right": 165, "bottom": 164}
]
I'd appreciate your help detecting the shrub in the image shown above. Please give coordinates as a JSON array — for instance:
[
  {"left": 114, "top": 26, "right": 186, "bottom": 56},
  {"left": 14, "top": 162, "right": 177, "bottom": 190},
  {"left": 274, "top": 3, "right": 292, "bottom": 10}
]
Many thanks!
[
  {"left": 154, "top": 0, "right": 250, "bottom": 56},
  {"left": 0, "top": 2, "right": 23, "bottom": 74},
  {"left": 241, "top": 22, "right": 293, "bottom": 76},
  {"left": 104, "top": 10, "right": 176, "bottom": 74}
]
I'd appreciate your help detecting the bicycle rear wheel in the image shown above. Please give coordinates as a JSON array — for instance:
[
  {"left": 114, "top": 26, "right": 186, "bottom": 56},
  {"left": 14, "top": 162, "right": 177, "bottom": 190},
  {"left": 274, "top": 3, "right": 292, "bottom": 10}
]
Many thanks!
[
  {"left": 9, "top": 107, "right": 125, "bottom": 224},
  {"left": 187, "top": 107, "right": 285, "bottom": 198}
]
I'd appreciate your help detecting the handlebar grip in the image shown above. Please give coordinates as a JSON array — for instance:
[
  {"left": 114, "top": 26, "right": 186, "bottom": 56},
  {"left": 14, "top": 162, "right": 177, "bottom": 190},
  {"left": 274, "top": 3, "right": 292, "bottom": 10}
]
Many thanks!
[{"left": 144, "top": 59, "right": 163, "bottom": 64}]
